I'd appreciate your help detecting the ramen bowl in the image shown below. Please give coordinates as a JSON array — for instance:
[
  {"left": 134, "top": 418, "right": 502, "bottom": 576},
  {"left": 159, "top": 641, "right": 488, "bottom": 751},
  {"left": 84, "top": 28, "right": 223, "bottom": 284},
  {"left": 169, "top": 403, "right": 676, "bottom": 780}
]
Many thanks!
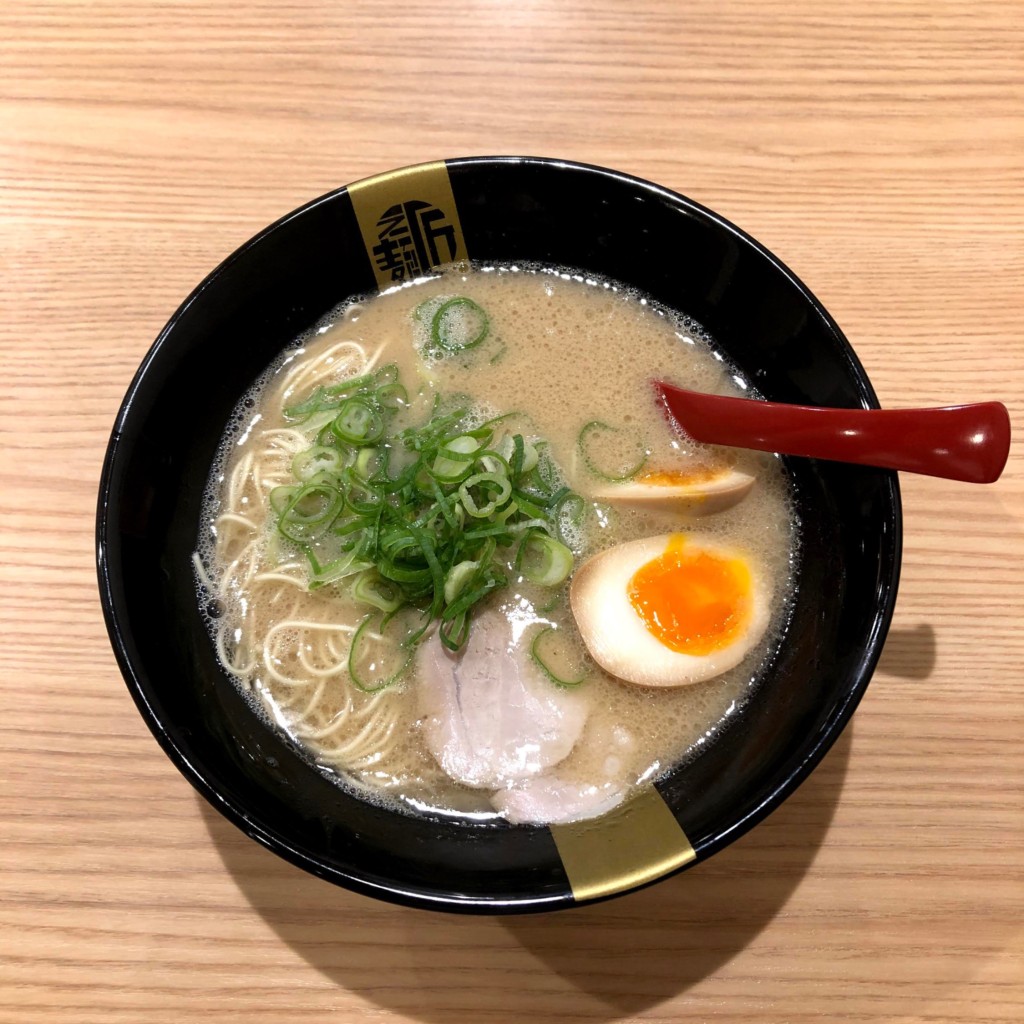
[{"left": 97, "top": 157, "right": 901, "bottom": 913}]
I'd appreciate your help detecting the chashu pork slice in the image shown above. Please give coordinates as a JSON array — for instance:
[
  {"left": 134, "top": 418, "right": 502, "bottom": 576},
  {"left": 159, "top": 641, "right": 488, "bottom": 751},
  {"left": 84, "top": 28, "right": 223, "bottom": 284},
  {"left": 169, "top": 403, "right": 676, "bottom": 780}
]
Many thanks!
[
  {"left": 417, "top": 606, "right": 590, "bottom": 790},
  {"left": 492, "top": 720, "right": 635, "bottom": 824},
  {"left": 492, "top": 776, "right": 626, "bottom": 825}
]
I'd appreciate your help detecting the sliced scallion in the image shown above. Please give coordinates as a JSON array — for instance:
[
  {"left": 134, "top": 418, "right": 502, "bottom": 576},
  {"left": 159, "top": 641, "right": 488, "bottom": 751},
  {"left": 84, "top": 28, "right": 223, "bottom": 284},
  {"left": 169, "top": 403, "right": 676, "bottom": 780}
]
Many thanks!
[
  {"left": 292, "top": 445, "right": 345, "bottom": 482},
  {"left": 272, "top": 363, "right": 581, "bottom": 660},
  {"left": 376, "top": 382, "right": 408, "bottom": 410},
  {"left": 459, "top": 472, "right": 512, "bottom": 518},
  {"left": 577, "top": 420, "right": 649, "bottom": 481},
  {"left": 278, "top": 483, "right": 344, "bottom": 542},
  {"left": 348, "top": 612, "right": 413, "bottom": 692},
  {"left": 515, "top": 530, "right": 574, "bottom": 586},
  {"left": 431, "top": 297, "right": 489, "bottom": 352},
  {"left": 307, "top": 548, "right": 374, "bottom": 589},
  {"left": 352, "top": 571, "right": 404, "bottom": 613},
  {"left": 353, "top": 447, "right": 382, "bottom": 480},
  {"left": 530, "top": 626, "right": 590, "bottom": 688},
  {"left": 443, "top": 559, "right": 480, "bottom": 605},
  {"left": 330, "top": 397, "right": 384, "bottom": 445},
  {"left": 269, "top": 484, "right": 298, "bottom": 516},
  {"left": 430, "top": 434, "right": 480, "bottom": 483}
]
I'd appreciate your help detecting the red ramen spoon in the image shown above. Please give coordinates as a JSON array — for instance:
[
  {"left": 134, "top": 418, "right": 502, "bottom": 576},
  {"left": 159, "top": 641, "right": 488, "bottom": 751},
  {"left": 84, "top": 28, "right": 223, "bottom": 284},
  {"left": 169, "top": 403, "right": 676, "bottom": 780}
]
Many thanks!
[{"left": 653, "top": 381, "right": 1011, "bottom": 483}]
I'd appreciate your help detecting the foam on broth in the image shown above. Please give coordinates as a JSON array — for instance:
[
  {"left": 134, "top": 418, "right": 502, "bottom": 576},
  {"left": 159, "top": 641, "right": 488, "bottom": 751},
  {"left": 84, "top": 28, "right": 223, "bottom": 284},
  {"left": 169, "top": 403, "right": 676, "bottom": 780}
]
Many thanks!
[{"left": 198, "top": 263, "right": 798, "bottom": 822}]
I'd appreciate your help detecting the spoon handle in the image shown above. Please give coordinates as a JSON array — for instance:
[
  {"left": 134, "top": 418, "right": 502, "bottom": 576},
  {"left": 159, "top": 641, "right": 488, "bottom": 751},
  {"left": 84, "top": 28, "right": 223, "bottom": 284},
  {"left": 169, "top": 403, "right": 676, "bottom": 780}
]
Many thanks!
[{"left": 654, "top": 382, "right": 1011, "bottom": 483}]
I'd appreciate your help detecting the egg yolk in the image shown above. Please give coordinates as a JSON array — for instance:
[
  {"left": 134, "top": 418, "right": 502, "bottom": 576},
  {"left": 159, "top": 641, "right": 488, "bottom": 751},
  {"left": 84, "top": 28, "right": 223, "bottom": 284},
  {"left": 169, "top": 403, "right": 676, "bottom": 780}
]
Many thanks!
[
  {"left": 627, "top": 535, "right": 751, "bottom": 656},
  {"left": 637, "top": 466, "right": 720, "bottom": 486}
]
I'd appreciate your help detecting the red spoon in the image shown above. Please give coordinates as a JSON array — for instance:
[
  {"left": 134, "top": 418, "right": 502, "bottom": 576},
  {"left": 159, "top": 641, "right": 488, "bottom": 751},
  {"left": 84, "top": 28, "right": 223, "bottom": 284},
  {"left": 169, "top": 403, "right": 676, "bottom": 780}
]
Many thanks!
[{"left": 654, "top": 381, "right": 1011, "bottom": 484}]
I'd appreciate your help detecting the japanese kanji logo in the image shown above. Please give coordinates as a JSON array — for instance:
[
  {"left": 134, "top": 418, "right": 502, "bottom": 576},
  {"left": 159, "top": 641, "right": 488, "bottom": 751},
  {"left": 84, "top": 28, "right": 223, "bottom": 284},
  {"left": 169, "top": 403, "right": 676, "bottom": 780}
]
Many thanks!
[{"left": 370, "top": 200, "right": 458, "bottom": 283}]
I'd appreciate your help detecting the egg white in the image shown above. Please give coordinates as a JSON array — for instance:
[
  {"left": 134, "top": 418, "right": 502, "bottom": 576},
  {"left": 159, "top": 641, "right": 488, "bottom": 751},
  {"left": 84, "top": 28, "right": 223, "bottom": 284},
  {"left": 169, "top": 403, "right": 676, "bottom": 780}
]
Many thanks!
[
  {"left": 592, "top": 467, "right": 755, "bottom": 515},
  {"left": 569, "top": 533, "right": 771, "bottom": 688}
]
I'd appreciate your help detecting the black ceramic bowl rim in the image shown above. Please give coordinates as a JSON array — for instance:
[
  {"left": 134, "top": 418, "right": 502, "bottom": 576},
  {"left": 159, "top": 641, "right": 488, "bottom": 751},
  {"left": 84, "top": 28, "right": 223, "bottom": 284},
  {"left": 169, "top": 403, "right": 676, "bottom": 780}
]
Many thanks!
[{"left": 98, "top": 156, "right": 902, "bottom": 913}]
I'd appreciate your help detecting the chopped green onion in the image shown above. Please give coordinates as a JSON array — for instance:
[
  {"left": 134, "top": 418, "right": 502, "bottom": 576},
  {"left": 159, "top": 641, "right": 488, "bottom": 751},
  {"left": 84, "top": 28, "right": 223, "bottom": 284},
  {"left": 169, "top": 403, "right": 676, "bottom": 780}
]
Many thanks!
[
  {"left": 554, "top": 491, "right": 587, "bottom": 546},
  {"left": 308, "top": 548, "right": 374, "bottom": 589},
  {"left": 510, "top": 489, "right": 548, "bottom": 521},
  {"left": 269, "top": 485, "right": 298, "bottom": 515},
  {"left": 478, "top": 410, "right": 534, "bottom": 433},
  {"left": 444, "top": 559, "right": 480, "bottom": 605},
  {"left": 283, "top": 385, "right": 328, "bottom": 422},
  {"left": 515, "top": 531, "right": 573, "bottom": 586},
  {"left": 372, "top": 363, "right": 399, "bottom": 386},
  {"left": 344, "top": 477, "right": 384, "bottom": 515},
  {"left": 292, "top": 445, "right": 345, "bottom": 482},
  {"left": 438, "top": 566, "right": 505, "bottom": 651},
  {"left": 462, "top": 522, "right": 515, "bottom": 543},
  {"left": 272, "top": 363, "right": 580, "bottom": 658},
  {"left": 554, "top": 490, "right": 586, "bottom": 520},
  {"left": 353, "top": 447, "right": 382, "bottom": 480},
  {"left": 520, "top": 439, "right": 539, "bottom": 474},
  {"left": 425, "top": 475, "right": 459, "bottom": 530},
  {"left": 459, "top": 472, "right": 512, "bottom": 518},
  {"left": 330, "top": 397, "right": 384, "bottom": 445},
  {"left": 331, "top": 514, "right": 369, "bottom": 539},
  {"left": 431, "top": 297, "right": 489, "bottom": 352},
  {"left": 577, "top": 420, "right": 649, "bottom": 481},
  {"left": 376, "top": 382, "right": 407, "bottom": 410},
  {"left": 348, "top": 613, "right": 412, "bottom": 692},
  {"left": 278, "top": 483, "right": 344, "bottom": 542},
  {"left": 353, "top": 571, "right": 404, "bottom": 613},
  {"left": 323, "top": 369, "right": 377, "bottom": 397},
  {"left": 283, "top": 366, "right": 384, "bottom": 421},
  {"left": 530, "top": 626, "right": 590, "bottom": 688},
  {"left": 430, "top": 434, "right": 480, "bottom": 482}
]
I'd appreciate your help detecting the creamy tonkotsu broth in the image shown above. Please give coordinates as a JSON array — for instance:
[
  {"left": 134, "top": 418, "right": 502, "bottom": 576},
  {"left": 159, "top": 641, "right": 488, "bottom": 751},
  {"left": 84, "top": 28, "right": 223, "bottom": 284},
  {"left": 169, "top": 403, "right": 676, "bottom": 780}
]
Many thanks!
[{"left": 197, "top": 264, "right": 796, "bottom": 823}]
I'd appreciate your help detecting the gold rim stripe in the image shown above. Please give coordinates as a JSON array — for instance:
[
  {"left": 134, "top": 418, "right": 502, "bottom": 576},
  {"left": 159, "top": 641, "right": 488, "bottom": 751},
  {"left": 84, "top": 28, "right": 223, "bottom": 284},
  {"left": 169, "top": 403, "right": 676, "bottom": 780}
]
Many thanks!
[
  {"left": 549, "top": 786, "right": 696, "bottom": 903},
  {"left": 348, "top": 161, "right": 468, "bottom": 291}
]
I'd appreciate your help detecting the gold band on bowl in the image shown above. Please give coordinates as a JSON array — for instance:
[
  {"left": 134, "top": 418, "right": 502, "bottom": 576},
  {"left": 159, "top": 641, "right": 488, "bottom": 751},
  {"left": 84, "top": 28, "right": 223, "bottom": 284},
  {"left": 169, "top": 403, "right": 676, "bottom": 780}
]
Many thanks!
[
  {"left": 549, "top": 786, "right": 696, "bottom": 903},
  {"left": 349, "top": 161, "right": 468, "bottom": 290}
]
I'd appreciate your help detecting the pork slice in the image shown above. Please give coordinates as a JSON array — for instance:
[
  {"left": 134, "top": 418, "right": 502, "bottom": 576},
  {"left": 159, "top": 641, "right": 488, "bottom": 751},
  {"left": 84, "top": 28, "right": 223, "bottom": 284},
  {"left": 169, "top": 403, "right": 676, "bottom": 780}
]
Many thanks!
[
  {"left": 417, "top": 606, "right": 589, "bottom": 789},
  {"left": 491, "top": 721, "right": 636, "bottom": 825},
  {"left": 492, "top": 776, "right": 627, "bottom": 825}
]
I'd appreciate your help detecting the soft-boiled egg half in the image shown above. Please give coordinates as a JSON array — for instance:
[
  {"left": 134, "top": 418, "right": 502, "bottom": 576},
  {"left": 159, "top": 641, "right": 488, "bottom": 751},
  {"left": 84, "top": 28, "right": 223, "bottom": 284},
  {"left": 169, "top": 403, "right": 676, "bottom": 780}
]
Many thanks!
[
  {"left": 592, "top": 466, "right": 755, "bottom": 515},
  {"left": 569, "top": 532, "right": 771, "bottom": 687}
]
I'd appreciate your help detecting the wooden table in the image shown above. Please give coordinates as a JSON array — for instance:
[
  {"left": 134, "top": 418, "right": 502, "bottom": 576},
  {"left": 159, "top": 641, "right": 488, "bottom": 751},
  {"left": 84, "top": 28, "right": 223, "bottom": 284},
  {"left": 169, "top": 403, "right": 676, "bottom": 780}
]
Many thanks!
[{"left": 3, "top": 2, "right": 1022, "bottom": 1020}]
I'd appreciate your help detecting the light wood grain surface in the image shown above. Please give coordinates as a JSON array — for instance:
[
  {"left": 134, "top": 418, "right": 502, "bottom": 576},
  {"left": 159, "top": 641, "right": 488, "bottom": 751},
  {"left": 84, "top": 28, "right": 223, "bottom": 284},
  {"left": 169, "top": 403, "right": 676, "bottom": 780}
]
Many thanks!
[{"left": 2, "top": 1, "right": 1022, "bottom": 1021}]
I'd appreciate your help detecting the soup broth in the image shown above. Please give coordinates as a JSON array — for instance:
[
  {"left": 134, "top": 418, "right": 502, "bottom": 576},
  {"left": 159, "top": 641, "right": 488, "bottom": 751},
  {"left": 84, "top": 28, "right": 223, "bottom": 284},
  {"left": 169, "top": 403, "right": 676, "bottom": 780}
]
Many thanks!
[{"left": 197, "top": 264, "right": 797, "bottom": 823}]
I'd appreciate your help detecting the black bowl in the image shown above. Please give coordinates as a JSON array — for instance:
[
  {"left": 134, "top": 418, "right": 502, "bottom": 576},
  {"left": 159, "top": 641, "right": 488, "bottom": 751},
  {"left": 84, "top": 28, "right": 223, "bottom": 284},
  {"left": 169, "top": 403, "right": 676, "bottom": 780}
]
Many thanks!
[{"left": 97, "top": 157, "right": 901, "bottom": 913}]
